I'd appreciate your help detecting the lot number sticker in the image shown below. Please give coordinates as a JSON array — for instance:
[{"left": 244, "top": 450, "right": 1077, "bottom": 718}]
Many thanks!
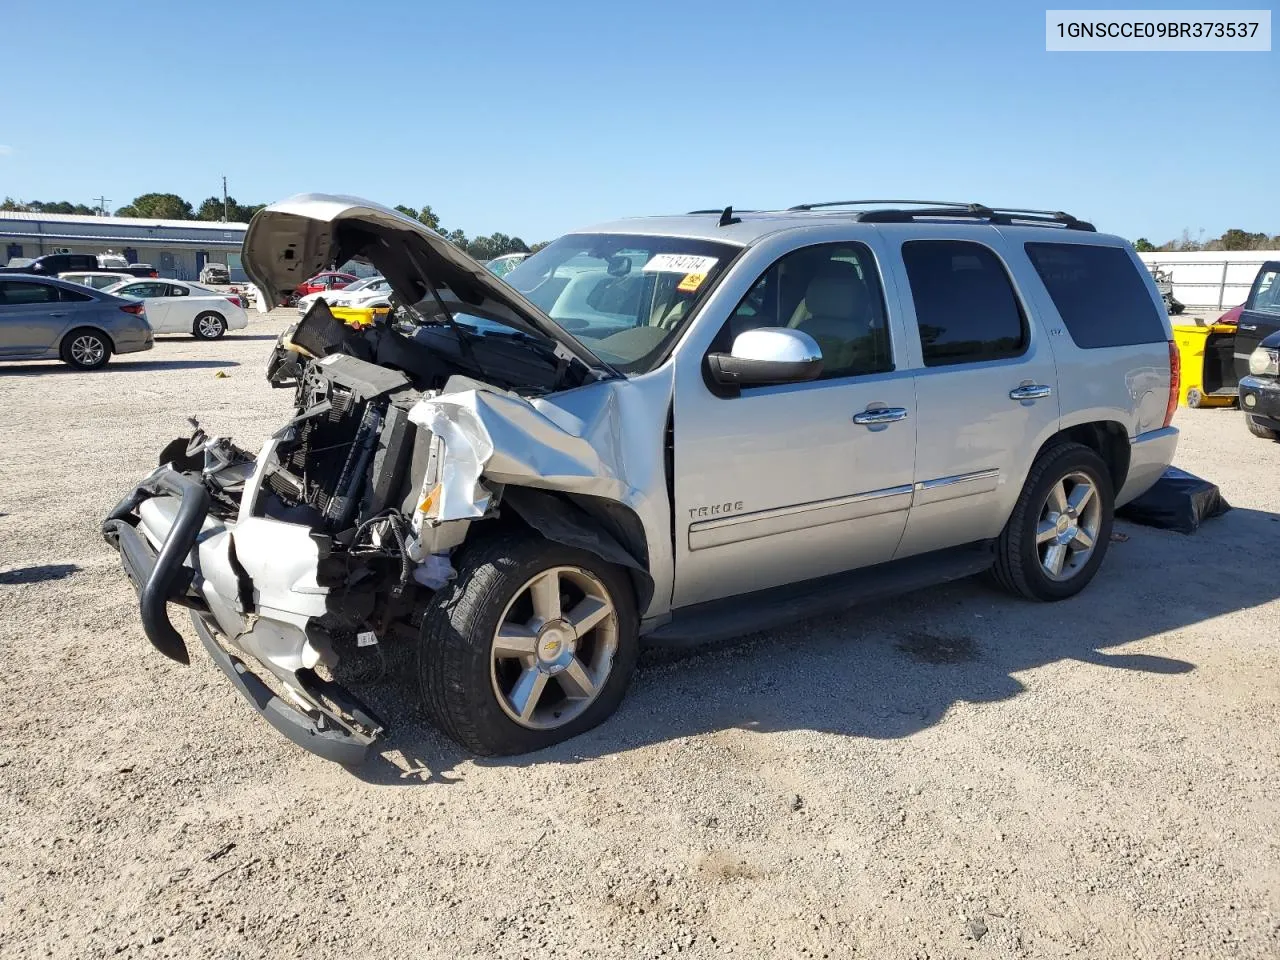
[{"left": 642, "top": 254, "right": 719, "bottom": 275}]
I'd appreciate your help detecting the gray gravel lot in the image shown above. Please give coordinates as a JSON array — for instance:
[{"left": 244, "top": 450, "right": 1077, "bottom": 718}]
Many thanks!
[{"left": 1, "top": 311, "right": 1278, "bottom": 959}]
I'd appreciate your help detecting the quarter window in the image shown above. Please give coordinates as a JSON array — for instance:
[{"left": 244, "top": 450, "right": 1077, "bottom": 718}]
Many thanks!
[
  {"left": 722, "top": 242, "right": 893, "bottom": 381},
  {"left": 1024, "top": 242, "right": 1167, "bottom": 348},
  {"left": 902, "top": 240, "right": 1027, "bottom": 366},
  {"left": 58, "top": 286, "right": 92, "bottom": 303}
]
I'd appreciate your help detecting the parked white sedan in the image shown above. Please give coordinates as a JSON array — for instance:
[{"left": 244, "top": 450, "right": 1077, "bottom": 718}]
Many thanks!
[{"left": 103, "top": 279, "right": 249, "bottom": 339}]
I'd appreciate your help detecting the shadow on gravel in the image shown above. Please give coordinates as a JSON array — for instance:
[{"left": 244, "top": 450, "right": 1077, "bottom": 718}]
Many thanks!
[
  {"left": 230, "top": 334, "right": 287, "bottom": 341},
  {"left": 0, "top": 359, "right": 239, "bottom": 375},
  {"left": 0, "top": 563, "right": 80, "bottom": 585},
  {"left": 351, "top": 507, "right": 1279, "bottom": 784}
]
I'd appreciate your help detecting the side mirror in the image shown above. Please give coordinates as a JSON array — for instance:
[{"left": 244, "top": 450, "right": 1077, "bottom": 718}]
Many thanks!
[{"left": 706, "top": 327, "right": 823, "bottom": 387}]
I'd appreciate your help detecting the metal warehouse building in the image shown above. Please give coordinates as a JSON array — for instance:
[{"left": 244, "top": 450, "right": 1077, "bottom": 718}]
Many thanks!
[{"left": 0, "top": 211, "right": 249, "bottom": 281}]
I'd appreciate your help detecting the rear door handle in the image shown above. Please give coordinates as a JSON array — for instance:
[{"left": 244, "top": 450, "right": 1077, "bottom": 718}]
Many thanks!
[
  {"left": 48, "top": 312, "right": 69, "bottom": 318},
  {"left": 1009, "top": 384, "right": 1052, "bottom": 401},
  {"left": 853, "top": 406, "right": 909, "bottom": 425}
]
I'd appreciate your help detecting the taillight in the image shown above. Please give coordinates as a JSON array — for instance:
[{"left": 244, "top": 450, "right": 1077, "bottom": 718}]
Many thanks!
[
  {"left": 120, "top": 303, "right": 145, "bottom": 316},
  {"left": 1164, "top": 340, "right": 1180, "bottom": 428},
  {"left": 224, "top": 295, "right": 242, "bottom": 308}
]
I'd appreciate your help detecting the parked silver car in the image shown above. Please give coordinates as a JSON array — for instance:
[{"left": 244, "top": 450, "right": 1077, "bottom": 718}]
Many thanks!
[
  {"left": 102, "top": 195, "right": 1179, "bottom": 763},
  {"left": 1, "top": 275, "right": 154, "bottom": 369}
]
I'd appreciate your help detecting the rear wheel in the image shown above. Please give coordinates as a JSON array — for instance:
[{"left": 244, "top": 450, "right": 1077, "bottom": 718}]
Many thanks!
[
  {"left": 60, "top": 328, "right": 111, "bottom": 370},
  {"left": 991, "top": 442, "right": 1114, "bottom": 601},
  {"left": 193, "top": 312, "right": 227, "bottom": 340},
  {"left": 419, "top": 531, "right": 639, "bottom": 755},
  {"left": 1246, "top": 415, "right": 1280, "bottom": 441}
]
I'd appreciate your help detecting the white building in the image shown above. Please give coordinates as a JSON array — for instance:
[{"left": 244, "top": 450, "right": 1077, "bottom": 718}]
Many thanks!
[
  {"left": 1138, "top": 250, "right": 1280, "bottom": 311},
  {"left": 0, "top": 211, "right": 249, "bottom": 281}
]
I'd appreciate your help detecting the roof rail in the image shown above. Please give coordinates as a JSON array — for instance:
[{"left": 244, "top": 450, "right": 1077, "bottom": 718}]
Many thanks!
[
  {"left": 854, "top": 205, "right": 1095, "bottom": 232},
  {"left": 787, "top": 199, "right": 972, "bottom": 211}
]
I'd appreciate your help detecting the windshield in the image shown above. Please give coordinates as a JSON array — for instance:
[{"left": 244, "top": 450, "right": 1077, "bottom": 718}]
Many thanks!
[{"left": 503, "top": 233, "right": 741, "bottom": 374}]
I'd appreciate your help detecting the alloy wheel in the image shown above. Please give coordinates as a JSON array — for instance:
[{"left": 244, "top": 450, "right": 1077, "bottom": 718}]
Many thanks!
[
  {"left": 198, "top": 315, "right": 225, "bottom": 338},
  {"left": 1035, "top": 471, "right": 1102, "bottom": 581},
  {"left": 490, "top": 566, "right": 620, "bottom": 730},
  {"left": 70, "top": 335, "right": 105, "bottom": 366}
]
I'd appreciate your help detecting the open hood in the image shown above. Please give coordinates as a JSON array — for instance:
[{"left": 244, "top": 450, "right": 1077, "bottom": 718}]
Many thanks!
[{"left": 242, "top": 194, "right": 611, "bottom": 375}]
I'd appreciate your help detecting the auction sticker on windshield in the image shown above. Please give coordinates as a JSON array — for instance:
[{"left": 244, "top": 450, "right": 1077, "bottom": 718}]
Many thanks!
[{"left": 642, "top": 253, "right": 719, "bottom": 275}]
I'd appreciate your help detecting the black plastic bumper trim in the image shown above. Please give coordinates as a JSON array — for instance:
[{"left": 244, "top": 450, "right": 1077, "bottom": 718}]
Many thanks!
[
  {"left": 101, "top": 466, "right": 211, "bottom": 665},
  {"left": 188, "top": 612, "right": 378, "bottom": 767}
]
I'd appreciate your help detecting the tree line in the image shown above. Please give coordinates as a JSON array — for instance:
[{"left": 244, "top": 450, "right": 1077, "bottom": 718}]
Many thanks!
[
  {"left": 2, "top": 194, "right": 543, "bottom": 260},
  {"left": 1134, "top": 228, "right": 1280, "bottom": 252}
]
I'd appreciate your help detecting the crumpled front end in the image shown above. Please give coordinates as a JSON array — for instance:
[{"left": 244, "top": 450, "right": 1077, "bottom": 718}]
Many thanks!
[{"left": 101, "top": 332, "right": 662, "bottom": 765}]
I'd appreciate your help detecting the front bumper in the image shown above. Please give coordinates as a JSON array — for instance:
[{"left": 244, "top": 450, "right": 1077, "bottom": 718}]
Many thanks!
[
  {"left": 1239, "top": 375, "right": 1280, "bottom": 428},
  {"left": 101, "top": 464, "right": 385, "bottom": 765}
]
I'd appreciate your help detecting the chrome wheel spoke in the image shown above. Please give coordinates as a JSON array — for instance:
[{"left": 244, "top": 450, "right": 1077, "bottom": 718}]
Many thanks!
[
  {"left": 1043, "top": 543, "right": 1067, "bottom": 577},
  {"left": 1066, "top": 482, "right": 1095, "bottom": 516},
  {"left": 1071, "top": 528, "right": 1095, "bottom": 551},
  {"left": 1046, "top": 480, "right": 1068, "bottom": 514},
  {"left": 558, "top": 658, "right": 597, "bottom": 700},
  {"left": 529, "top": 571, "right": 561, "bottom": 621},
  {"left": 508, "top": 668, "right": 548, "bottom": 722},
  {"left": 1036, "top": 519, "right": 1058, "bottom": 544},
  {"left": 565, "top": 595, "right": 612, "bottom": 637},
  {"left": 493, "top": 623, "right": 538, "bottom": 659}
]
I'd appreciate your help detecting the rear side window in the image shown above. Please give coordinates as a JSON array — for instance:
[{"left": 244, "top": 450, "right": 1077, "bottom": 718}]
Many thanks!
[
  {"left": 0, "top": 281, "right": 60, "bottom": 305},
  {"left": 58, "top": 287, "right": 92, "bottom": 302},
  {"left": 1024, "top": 243, "right": 1166, "bottom": 348},
  {"left": 901, "top": 240, "right": 1027, "bottom": 366}
]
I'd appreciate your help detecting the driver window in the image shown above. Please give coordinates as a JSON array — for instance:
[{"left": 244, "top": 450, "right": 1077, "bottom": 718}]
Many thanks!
[{"left": 722, "top": 242, "right": 893, "bottom": 380}]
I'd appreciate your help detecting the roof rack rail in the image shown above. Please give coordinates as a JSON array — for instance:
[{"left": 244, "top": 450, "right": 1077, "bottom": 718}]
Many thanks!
[
  {"left": 783, "top": 200, "right": 1095, "bottom": 231},
  {"left": 854, "top": 204, "right": 1095, "bottom": 232},
  {"left": 787, "top": 199, "right": 972, "bottom": 211}
]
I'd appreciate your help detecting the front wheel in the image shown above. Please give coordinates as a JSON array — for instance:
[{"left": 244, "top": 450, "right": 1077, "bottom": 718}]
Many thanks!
[
  {"left": 1246, "top": 415, "right": 1280, "bottom": 441},
  {"left": 419, "top": 531, "right": 639, "bottom": 755},
  {"left": 193, "top": 312, "right": 227, "bottom": 340},
  {"left": 990, "top": 442, "right": 1114, "bottom": 601}
]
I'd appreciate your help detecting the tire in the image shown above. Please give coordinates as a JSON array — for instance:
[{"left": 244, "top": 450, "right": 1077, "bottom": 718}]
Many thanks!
[
  {"left": 419, "top": 530, "right": 639, "bottom": 755},
  {"left": 1185, "top": 387, "right": 1203, "bottom": 408},
  {"left": 990, "top": 442, "right": 1115, "bottom": 602},
  {"left": 1246, "top": 415, "right": 1280, "bottom": 441},
  {"left": 193, "top": 312, "right": 227, "bottom": 340},
  {"left": 59, "top": 328, "right": 111, "bottom": 370}
]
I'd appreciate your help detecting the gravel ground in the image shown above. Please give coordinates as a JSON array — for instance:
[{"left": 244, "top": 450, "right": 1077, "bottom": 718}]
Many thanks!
[{"left": 1, "top": 312, "right": 1278, "bottom": 959}]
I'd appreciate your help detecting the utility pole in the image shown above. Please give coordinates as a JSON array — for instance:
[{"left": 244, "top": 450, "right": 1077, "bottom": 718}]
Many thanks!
[
  {"left": 93, "top": 196, "right": 110, "bottom": 216},
  {"left": 222, "top": 176, "right": 229, "bottom": 223}
]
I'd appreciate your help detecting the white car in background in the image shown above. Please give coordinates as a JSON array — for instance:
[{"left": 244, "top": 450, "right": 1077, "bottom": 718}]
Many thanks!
[
  {"left": 104, "top": 278, "right": 249, "bottom": 339},
  {"left": 58, "top": 271, "right": 136, "bottom": 291},
  {"left": 296, "top": 275, "right": 391, "bottom": 315}
]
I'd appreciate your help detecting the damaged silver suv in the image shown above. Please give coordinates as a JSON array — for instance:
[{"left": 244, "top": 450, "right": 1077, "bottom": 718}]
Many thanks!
[{"left": 102, "top": 196, "right": 1181, "bottom": 763}]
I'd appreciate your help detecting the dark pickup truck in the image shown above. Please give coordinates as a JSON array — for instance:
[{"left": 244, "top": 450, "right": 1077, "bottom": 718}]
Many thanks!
[{"left": 0, "top": 253, "right": 158, "bottom": 278}]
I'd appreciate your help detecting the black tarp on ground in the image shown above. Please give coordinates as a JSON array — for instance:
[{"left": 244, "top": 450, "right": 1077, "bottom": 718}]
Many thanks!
[{"left": 1117, "top": 467, "right": 1231, "bottom": 534}]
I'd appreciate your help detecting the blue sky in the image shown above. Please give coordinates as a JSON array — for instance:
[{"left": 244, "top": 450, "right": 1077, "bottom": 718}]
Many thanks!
[{"left": 1, "top": 0, "right": 1275, "bottom": 243}]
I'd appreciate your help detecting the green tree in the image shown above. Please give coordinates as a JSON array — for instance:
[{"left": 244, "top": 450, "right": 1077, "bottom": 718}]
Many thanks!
[
  {"left": 1220, "top": 228, "right": 1270, "bottom": 251},
  {"left": 114, "top": 193, "right": 194, "bottom": 220},
  {"left": 1134, "top": 238, "right": 1155, "bottom": 252},
  {"left": 446, "top": 228, "right": 469, "bottom": 248}
]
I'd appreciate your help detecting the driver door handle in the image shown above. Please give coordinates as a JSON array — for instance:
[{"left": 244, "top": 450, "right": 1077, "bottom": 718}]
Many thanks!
[
  {"left": 853, "top": 406, "right": 909, "bottom": 426},
  {"left": 1009, "top": 384, "right": 1053, "bottom": 401}
]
